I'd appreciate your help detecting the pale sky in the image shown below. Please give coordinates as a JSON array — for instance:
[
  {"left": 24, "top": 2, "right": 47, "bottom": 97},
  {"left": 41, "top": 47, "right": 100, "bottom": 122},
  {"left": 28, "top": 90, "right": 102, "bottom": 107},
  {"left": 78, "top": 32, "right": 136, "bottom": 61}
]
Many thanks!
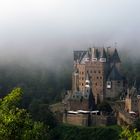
[{"left": 0, "top": 0, "right": 139, "bottom": 65}]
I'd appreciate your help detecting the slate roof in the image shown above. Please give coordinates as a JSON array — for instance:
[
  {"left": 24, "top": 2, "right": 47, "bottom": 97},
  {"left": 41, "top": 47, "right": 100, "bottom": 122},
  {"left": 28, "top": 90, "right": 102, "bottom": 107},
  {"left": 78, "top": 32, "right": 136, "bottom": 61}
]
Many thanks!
[
  {"left": 74, "top": 47, "right": 121, "bottom": 64},
  {"left": 80, "top": 51, "right": 90, "bottom": 64},
  {"left": 99, "top": 47, "right": 107, "bottom": 58},
  {"left": 110, "top": 48, "right": 121, "bottom": 63},
  {"left": 90, "top": 47, "right": 98, "bottom": 58},
  {"left": 107, "top": 65, "right": 124, "bottom": 81},
  {"left": 73, "top": 51, "right": 87, "bottom": 62}
]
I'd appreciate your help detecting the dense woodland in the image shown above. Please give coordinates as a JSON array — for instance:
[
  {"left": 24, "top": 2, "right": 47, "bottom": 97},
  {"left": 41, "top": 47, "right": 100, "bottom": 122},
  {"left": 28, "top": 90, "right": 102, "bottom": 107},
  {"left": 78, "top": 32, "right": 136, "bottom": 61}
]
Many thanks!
[
  {"left": 0, "top": 51, "right": 140, "bottom": 139},
  {"left": 1, "top": 88, "right": 140, "bottom": 140}
]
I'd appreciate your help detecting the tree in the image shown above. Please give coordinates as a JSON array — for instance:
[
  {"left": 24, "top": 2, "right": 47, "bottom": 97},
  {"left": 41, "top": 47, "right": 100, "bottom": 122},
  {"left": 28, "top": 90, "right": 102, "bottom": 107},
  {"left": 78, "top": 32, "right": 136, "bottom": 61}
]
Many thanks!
[
  {"left": 97, "top": 101, "right": 113, "bottom": 113},
  {"left": 120, "top": 127, "right": 140, "bottom": 140},
  {"left": 0, "top": 88, "right": 47, "bottom": 140},
  {"left": 134, "top": 118, "right": 140, "bottom": 131},
  {"left": 29, "top": 99, "right": 57, "bottom": 128}
]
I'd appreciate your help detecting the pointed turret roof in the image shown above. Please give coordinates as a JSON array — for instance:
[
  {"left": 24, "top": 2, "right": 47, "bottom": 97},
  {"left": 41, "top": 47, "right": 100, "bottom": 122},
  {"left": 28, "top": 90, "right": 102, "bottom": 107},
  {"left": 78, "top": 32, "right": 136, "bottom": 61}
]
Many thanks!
[
  {"left": 99, "top": 47, "right": 107, "bottom": 58},
  {"left": 133, "top": 78, "right": 139, "bottom": 91},
  {"left": 110, "top": 48, "right": 121, "bottom": 63},
  {"left": 107, "top": 65, "right": 124, "bottom": 81},
  {"left": 90, "top": 47, "right": 98, "bottom": 58},
  {"left": 88, "top": 88, "right": 95, "bottom": 111}
]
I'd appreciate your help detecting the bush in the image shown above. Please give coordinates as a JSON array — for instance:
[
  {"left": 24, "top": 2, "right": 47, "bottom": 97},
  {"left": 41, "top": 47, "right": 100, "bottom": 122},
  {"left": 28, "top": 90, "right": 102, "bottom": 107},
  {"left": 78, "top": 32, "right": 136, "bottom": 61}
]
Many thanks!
[{"left": 49, "top": 124, "right": 121, "bottom": 140}]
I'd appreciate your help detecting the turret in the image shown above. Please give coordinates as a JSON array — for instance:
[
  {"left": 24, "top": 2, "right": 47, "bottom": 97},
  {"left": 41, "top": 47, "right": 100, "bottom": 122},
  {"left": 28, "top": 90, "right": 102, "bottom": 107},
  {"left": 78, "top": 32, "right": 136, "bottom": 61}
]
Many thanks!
[
  {"left": 99, "top": 47, "right": 107, "bottom": 62},
  {"left": 91, "top": 47, "right": 98, "bottom": 62},
  {"left": 72, "top": 68, "right": 79, "bottom": 92},
  {"left": 85, "top": 73, "right": 90, "bottom": 93}
]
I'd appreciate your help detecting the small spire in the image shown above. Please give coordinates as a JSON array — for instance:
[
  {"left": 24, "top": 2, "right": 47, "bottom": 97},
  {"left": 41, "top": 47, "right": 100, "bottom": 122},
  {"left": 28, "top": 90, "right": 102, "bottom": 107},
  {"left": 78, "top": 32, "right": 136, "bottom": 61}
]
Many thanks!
[
  {"left": 133, "top": 78, "right": 138, "bottom": 91},
  {"left": 114, "top": 42, "right": 117, "bottom": 48},
  {"left": 134, "top": 79, "right": 136, "bottom": 88}
]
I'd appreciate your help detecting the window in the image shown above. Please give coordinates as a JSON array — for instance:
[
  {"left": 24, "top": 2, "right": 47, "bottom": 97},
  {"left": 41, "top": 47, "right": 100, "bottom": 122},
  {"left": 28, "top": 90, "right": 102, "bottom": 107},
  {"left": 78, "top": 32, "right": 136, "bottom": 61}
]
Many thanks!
[
  {"left": 107, "top": 81, "right": 111, "bottom": 89},
  {"left": 94, "top": 70, "right": 96, "bottom": 73},
  {"left": 99, "top": 70, "right": 101, "bottom": 73},
  {"left": 92, "top": 58, "right": 97, "bottom": 61},
  {"left": 100, "top": 77, "right": 102, "bottom": 79},
  {"left": 97, "top": 77, "right": 99, "bottom": 79},
  {"left": 99, "top": 58, "right": 106, "bottom": 62}
]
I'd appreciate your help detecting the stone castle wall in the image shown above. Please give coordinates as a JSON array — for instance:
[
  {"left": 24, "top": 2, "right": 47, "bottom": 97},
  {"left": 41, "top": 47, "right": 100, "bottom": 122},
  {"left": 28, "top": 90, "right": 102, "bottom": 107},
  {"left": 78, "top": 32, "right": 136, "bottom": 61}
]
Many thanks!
[
  {"left": 68, "top": 99, "right": 89, "bottom": 111},
  {"left": 63, "top": 113, "right": 89, "bottom": 126},
  {"left": 63, "top": 113, "right": 116, "bottom": 127},
  {"left": 106, "top": 80, "right": 124, "bottom": 98}
]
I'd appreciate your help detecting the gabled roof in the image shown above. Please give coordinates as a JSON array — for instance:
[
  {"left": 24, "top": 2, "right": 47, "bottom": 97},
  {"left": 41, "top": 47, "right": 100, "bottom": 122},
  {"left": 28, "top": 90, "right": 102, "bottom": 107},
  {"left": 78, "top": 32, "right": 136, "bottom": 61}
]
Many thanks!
[
  {"left": 73, "top": 51, "right": 87, "bottom": 61},
  {"left": 80, "top": 51, "right": 90, "bottom": 63},
  {"left": 107, "top": 65, "right": 124, "bottom": 81},
  {"left": 74, "top": 47, "right": 121, "bottom": 64}
]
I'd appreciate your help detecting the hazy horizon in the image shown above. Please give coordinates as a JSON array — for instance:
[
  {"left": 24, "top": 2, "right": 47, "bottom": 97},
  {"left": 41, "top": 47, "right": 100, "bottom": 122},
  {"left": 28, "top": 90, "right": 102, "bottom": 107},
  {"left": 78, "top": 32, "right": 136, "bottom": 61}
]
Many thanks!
[{"left": 0, "top": 0, "right": 140, "bottom": 67}]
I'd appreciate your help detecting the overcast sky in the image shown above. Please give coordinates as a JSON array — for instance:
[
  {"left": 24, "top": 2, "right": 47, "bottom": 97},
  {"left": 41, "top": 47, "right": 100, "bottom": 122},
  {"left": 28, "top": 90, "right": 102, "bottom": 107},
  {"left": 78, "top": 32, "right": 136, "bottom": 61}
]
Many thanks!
[{"left": 0, "top": 0, "right": 139, "bottom": 65}]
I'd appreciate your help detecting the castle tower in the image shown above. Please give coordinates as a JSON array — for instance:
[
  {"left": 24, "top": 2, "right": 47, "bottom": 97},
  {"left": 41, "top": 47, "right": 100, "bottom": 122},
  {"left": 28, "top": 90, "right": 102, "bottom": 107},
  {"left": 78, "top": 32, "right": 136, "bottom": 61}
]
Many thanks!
[
  {"left": 125, "top": 85, "right": 138, "bottom": 113},
  {"left": 106, "top": 64, "right": 124, "bottom": 98},
  {"left": 85, "top": 73, "right": 90, "bottom": 94},
  {"left": 72, "top": 68, "right": 79, "bottom": 92},
  {"left": 72, "top": 47, "right": 125, "bottom": 104},
  {"left": 86, "top": 47, "right": 107, "bottom": 104}
]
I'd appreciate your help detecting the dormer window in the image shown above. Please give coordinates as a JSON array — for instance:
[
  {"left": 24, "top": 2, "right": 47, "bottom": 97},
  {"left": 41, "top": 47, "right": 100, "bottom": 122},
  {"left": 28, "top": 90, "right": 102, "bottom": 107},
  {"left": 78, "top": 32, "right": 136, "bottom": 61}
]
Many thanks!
[
  {"left": 84, "top": 57, "right": 89, "bottom": 62},
  {"left": 92, "top": 58, "right": 97, "bottom": 61},
  {"left": 100, "top": 58, "right": 106, "bottom": 62},
  {"left": 107, "top": 81, "right": 111, "bottom": 89}
]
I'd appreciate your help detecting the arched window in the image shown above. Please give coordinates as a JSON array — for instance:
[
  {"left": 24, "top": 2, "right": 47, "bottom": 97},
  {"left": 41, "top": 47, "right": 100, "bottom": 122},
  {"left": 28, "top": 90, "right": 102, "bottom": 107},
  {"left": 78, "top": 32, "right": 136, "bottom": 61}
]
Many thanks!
[{"left": 107, "top": 81, "right": 111, "bottom": 89}]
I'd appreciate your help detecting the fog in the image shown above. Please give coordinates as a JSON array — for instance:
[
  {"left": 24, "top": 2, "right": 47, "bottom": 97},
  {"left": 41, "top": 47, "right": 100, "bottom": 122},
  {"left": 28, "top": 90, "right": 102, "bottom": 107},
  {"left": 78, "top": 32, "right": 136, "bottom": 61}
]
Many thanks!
[{"left": 0, "top": 0, "right": 140, "bottom": 68}]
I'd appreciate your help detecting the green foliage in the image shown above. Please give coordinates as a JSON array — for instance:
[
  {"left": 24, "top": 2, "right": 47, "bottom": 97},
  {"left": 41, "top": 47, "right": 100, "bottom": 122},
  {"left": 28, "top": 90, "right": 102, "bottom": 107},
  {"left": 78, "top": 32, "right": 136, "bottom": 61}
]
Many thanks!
[
  {"left": 0, "top": 64, "right": 72, "bottom": 108},
  {"left": 29, "top": 99, "right": 57, "bottom": 128},
  {"left": 0, "top": 88, "right": 47, "bottom": 140},
  {"left": 120, "top": 127, "right": 140, "bottom": 140},
  {"left": 49, "top": 124, "right": 121, "bottom": 140},
  {"left": 134, "top": 118, "right": 140, "bottom": 131},
  {"left": 97, "top": 101, "right": 113, "bottom": 113}
]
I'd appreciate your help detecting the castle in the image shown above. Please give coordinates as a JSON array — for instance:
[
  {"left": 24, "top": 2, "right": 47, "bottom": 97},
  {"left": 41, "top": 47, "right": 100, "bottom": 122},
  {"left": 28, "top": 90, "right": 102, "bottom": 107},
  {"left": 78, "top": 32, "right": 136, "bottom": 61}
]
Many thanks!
[
  {"left": 63, "top": 47, "right": 126, "bottom": 112},
  {"left": 53, "top": 47, "right": 140, "bottom": 126},
  {"left": 61, "top": 47, "right": 126, "bottom": 126}
]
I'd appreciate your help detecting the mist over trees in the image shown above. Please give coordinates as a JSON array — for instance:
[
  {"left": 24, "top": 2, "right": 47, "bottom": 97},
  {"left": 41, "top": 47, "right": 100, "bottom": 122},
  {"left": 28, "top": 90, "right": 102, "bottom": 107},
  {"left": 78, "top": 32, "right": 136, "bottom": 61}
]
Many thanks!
[
  {"left": 0, "top": 49, "right": 139, "bottom": 109},
  {"left": 0, "top": 57, "right": 72, "bottom": 109},
  {"left": 0, "top": 48, "right": 138, "bottom": 139}
]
